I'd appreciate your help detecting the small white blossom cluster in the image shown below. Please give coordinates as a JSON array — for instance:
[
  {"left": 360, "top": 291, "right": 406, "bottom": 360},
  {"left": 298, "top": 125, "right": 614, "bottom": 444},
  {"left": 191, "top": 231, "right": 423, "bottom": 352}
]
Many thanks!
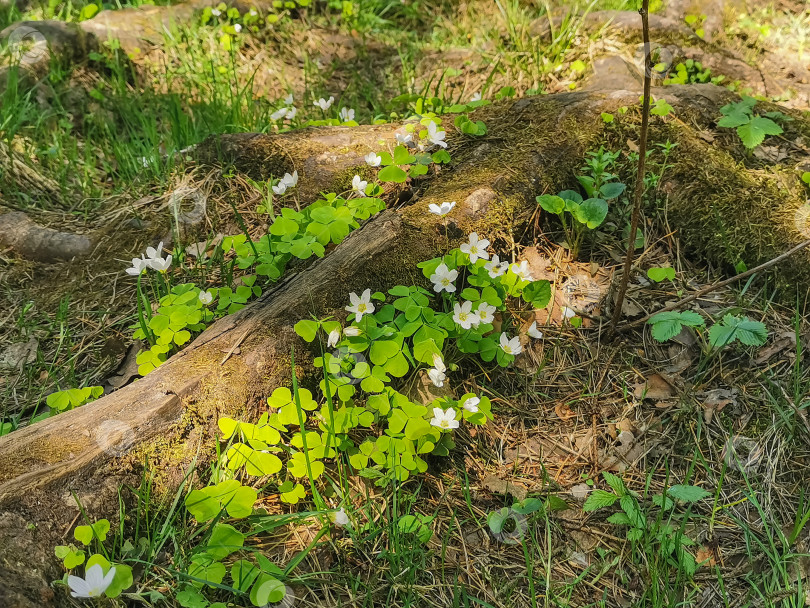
[
  {"left": 270, "top": 93, "right": 297, "bottom": 121},
  {"left": 272, "top": 170, "right": 298, "bottom": 195},
  {"left": 314, "top": 96, "right": 334, "bottom": 112},
  {"left": 125, "top": 241, "right": 172, "bottom": 275}
]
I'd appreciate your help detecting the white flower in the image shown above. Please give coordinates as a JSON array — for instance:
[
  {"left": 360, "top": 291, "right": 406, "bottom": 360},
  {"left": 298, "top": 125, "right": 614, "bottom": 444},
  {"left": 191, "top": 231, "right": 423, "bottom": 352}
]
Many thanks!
[
  {"left": 68, "top": 564, "right": 116, "bottom": 599},
  {"left": 249, "top": 8, "right": 258, "bottom": 16},
  {"left": 283, "top": 93, "right": 293, "bottom": 105},
  {"left": 284, "top": 106, "right": 297, "bottom": 120},
  {"left": 149, "top": 255, "right": 172, "bottom": 272},
  {"left": 211, "top": 8, "right": 221, "bottom": 16},
  {"left": 475, "top": 302, "right": 496, "bottom": 324},
  {"left": 331, "top": 507, "right": 350, "bottom": 526},
  {"left": 364, "top": 152, "right": 382, "bottom": 167},
  {"left": 429, "top": 263, "right": 458, "bottom": 293},
  {"left": 453, "top": 301, "right": 479, "bottom": 330},
  {"left": 199, "top": 290, "right": 214, "bottom": 305},
  {"left": 314, "top": 96, "right": 334, "bottom": 111},
  {"left": 510, "top": 261, "right": 534, "bottom": 282},
  {"left": 470, "top": 92, "right": 482, "bottom": 102},
  {"left": 460, "top": 232, "right": 490, "bottom": 263},
  {"left": 395, "top": 132, "right": 413, "bottom": 146},
  {"left": 499, "top": 332, "right": 523, "bottom": 356},
  {"left": 462, "top": 397, "right": 480, "bottom": 413},
  {"left": 527, "top": 321, "right": 543, "bottom": 339},
  {"left": 428, "top": 201, "right": 455, "bottom": 216},
  {"left": 561, "top": 306, "right": 577, "bottom": 319},
  {"left": 485, "top": 254, "right": 508, "bottom": 278},
  {"left": 145, "top": 241, "right": 164, "bottom": 261},
  {"left": 428, "top": 367, "right": 446, "bottom": 387},
  {"left": 327, "top": 328, "right": 340, "bottom": 348},
  {"left": 427, "top": 354, "right": 446, "bottom": 387},
  {"left": 426, "top": 121, "right": 447, "bottom": 148},
  {"left": 339, "top": 107, "right": 355, "bottom": 122},
  {"left": 346, "top": 288, "right": 375, "bottom": 321},
  {"left": 281, "top": 170, "right": 298, "bottom": 188},
  {"left": 272, "top": 180, "right": 287, "bottom": 195},
  {"left": 343, "top": 326, "right": 362, "bottom": 337},
  {"left": 270, "top": 107, "right": 288, "bottom": 121},
  {"left": 352, "top": 174, "right": 368, "bottom": 196},
  {"left": 234, "top": 23, "right": 242, "bottom": 32},
  {"left": 430, "top": 407, "right": 459, "bottom": 430},
  {"left": 125, "top": 256, "right": 148, "bottom": 276}
]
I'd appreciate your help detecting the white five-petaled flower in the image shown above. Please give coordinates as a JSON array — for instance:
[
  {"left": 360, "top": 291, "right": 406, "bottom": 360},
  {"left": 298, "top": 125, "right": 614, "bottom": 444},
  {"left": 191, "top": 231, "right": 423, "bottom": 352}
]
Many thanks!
[
  {"left": 453, "top": 301, "right": 479, "bottom": 330},
  {"left": 428, "top": 201, "right": 456, "bottom": 216},
  {"left": 343, "top": 326, "right": 362, "bottom": 337},
  {"left": 499, "top": 332, "right": 523, "bottom": 356},
  {"left": 427, "top": 354, "right": 446, "bottom": 387},
  {"left": 346, "top": 288, "right": 375, "bottom": 321},
  {"left": 149, "top": 254, "right": 172, "bottom": 272},
  {"left": 233, "top": 23, "right": 242, "bottom": 32},
  {"left": 327, "top": 328, "right": 340, "bottom": 348},
  {"left": 561, "top": 306, "right": 577, "bottom": 319},
  {"left": 283, "top": 93, "right": 293, "bottom": 105},
  {"left": 429, "top": 263, "right": 458, "bottom": 293},
  {"left": 145, "top": 241, "right": 164, "bottom": 261},
  {"left": 352, "top": 175, "right": 368, "bottom": 196},
  {"left": 430, "top": 407, "right": 459, "bottom": 430},
  {"left": 125, "top": 256, "right": 148, "bottom": 276},
  {"left": 510, "top": 260, "right": 535, "bottom": 282},
  {"left": 364, "top": 152, "right": 382, "bottom": 167},
  {"left": 470, "top": 92, "right": 482, "bottom": 102},
  {"left": 527, "top": 321, "right": 543, "bottom": 339},
  {"left": 462, "top": 397, "right": 480, "bottom": 413},
  {"left": 68, "top": 564, "right": 116, "bottom": 599},
  {"left": 426, "top": 121, "right": 447, "bottom": 148},
  {"left": 484, "top": 254, "right": 508, "bottom": 278},
  {"left": 211, "top": 8, "right": 221, "bottom": 16},
  {"left": 460, "top": 232, "right": 490, "bottom": 263},
  {"left": 331, "top": 507, "right": 350, "bottom": 526},
  {"left": 395, "top": 132, "right": 414, "bottom": 146},
  {"left": 199, "top": 290, "right": 213, "bottom": 305},
  {"left": 475, "top": 302, "right": 496, "bottom": 324},
  {"left": 282, "top": 170, "right": 298, "bottom": 188},
  {"left": 339, "top": 107, "right": 355, "bottom": 122},
  {"left": 314, "top": 96, "right": 334, "bottom": 111}
]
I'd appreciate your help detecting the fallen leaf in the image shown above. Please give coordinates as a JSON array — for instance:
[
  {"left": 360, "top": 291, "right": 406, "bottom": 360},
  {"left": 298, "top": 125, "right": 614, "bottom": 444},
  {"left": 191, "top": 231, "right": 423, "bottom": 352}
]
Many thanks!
[
  {"left": 555, "top": 402, "right": 577, "bottom": 420},
  {"left": 696, "top": 545, "right": 718, "bottom": 567},
  {"left": 754, "top": 330, "right": 796, "bottom": 365},
  {"left": 700, "top": 388, "right": 737, "bottom": 423},
  {"left": 634, "top": 373, "right": 676, "bottom": 400}
]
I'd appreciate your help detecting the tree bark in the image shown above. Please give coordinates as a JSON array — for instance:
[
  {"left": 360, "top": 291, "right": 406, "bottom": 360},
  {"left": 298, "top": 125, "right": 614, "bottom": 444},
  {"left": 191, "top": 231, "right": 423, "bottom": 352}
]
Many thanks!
[{"left": 1, "top": 86, "right": 809, "bottom": 607}]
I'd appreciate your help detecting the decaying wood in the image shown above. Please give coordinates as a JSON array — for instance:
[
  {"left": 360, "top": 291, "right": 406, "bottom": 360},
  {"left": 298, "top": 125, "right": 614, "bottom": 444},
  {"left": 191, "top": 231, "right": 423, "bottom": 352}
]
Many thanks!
[
  {"left": 0, "top": 211, "right": 92, "bottom": 262},
  {"left": 1, "top": 87, "right": 810, "bottom": 606}
]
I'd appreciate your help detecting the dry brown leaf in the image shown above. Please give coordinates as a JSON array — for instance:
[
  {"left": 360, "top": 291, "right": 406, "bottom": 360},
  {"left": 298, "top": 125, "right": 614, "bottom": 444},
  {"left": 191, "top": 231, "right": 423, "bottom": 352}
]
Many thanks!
[
  {"left": 696, "top": 545, "right": 718, "bottom": 568},
  {"left": 755, "top": 330, "right": 796, "bottom": 364},
  {"left": 555, "top": 402, "right": 577, "bottom": 420},
  {"left": 634, "top": 373, "right": 676, "bottom": 400},
  {"left": 700, "top": 388, "right": 737, "bottom": 423}
]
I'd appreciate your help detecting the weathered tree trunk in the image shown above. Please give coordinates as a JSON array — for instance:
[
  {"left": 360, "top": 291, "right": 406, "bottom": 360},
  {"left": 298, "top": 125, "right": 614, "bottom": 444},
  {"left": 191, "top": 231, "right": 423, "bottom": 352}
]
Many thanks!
[{"left": 1, "top": 86, "right": 809, "bottom": 607}]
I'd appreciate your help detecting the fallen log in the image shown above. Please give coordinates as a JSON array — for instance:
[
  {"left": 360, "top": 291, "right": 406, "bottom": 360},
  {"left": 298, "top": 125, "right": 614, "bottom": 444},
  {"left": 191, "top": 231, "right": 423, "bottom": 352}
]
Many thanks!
[{"left": 1, "top": 86, "right": 809, "bottom": 606}]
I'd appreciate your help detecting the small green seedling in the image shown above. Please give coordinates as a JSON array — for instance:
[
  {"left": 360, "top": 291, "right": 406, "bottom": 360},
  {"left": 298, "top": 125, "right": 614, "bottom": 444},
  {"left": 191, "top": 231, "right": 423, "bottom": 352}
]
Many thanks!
[{"left": 717, "top": 97, "right": 785, "bottom": 149}]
